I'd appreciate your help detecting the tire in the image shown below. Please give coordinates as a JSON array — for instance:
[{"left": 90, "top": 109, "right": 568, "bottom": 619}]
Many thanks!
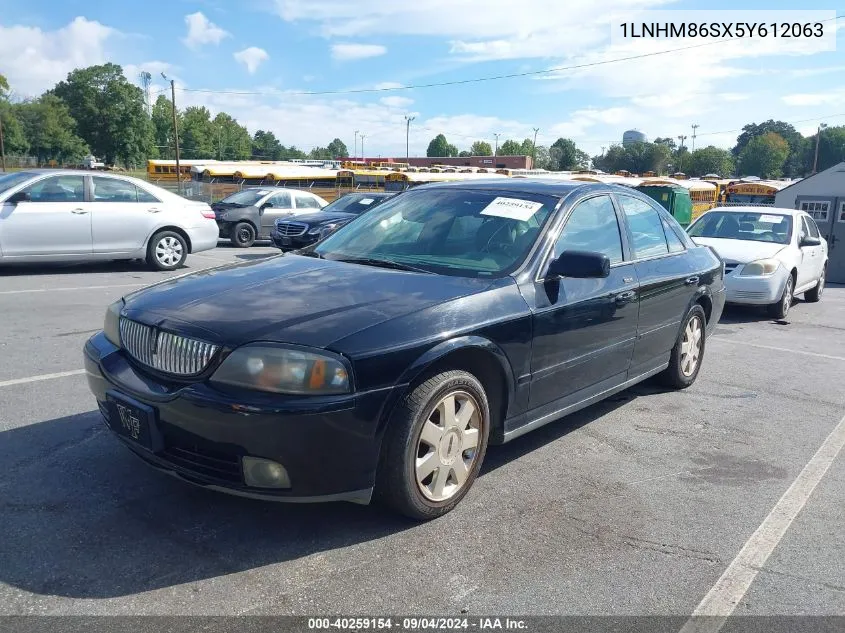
[
  {"left": 767, "top": 273, "right": 794, "bottom": 319},
  {"left": 658, "top": 304, "right": 707, "bottom": 389},
  {"left": 375, "top": 370, "right": 491, "bottom": 520},
  {"left": 146, "top": 230, "right": 188, "bottom": 271},
  {"left": 804, "top": 265, "right": 825, "bottom": 303},
  {"left": 229, "top": 222, "right": 256, "bottom": 248}
]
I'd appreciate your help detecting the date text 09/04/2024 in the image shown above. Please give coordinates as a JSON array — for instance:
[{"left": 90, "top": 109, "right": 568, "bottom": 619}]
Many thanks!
[
  {"left": 308, "top": 618, "right": 528, "bottom": 630},
  {"left": 618, "top": 22, "right": 824, "bottom": 38}
]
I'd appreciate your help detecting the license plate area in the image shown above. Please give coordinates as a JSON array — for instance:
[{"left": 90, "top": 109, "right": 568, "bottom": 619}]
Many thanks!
[{"left": 105, "top": 391, "right": 162, "bottom": 453}]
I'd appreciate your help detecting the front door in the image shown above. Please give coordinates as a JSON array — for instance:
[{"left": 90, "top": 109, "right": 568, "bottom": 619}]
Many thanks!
[
  {"left": 528, "top": 194, "right": 639, "bottom": 411},
  {"left": 615, "top": 194, "right": 701, "bottom": 374},
  {"left": 90, "top": 176, "right": 159, "bottom": 253},
  {"left": 827, "top": 199, "right": 845, "bottom": 284},
  {"left": 0, "top": 174, "right": 92, "bottom": 257},
  {"left": 259, "top": 191, "right": 293, "bottom": 236}
]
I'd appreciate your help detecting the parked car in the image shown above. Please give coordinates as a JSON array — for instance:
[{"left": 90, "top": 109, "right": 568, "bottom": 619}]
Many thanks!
[
  {"left": 0, "top": 170, "right": 218, "bottom": 271},
  {"left": 271, "top": 192, "right": 395, "bottom": 251},
  {"left": 211, "top": 187, "right": 327, "bottom": 247},
  {"left": 84, "top": 180, "right": 724, "bottom": 519},
  {"left": 688, "top": 206, "right": 827, "bottom": 318}
]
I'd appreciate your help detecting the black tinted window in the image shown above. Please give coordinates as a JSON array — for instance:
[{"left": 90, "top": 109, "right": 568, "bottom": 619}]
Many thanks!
[
  {"left": 663, "top": 219, "right": 686, "bottom": 253},
  {"left": 554, "top": 195, "right": 623, "bottom": 264},
  {"left": 618, "top": 195, "right": 669, "bottom": 258}
]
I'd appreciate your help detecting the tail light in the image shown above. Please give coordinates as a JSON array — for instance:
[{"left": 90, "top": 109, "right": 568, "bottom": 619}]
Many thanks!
[{"left": 201, "top": 209, "right": 215, "bottom": 219}]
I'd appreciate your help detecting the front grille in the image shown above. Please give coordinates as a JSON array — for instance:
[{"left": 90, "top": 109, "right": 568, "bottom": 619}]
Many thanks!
[
  {"left": 733, "top": 290, "right": 770, "bottom": 300},
  {"left": 274, "top": 221, "right": 308, "bottom": 237},
  {"left": 120, "top": 318, "right": 218, "bottom": 376},
  {"left": 161, "top": 445, "right": 243, "bottom": 484}
]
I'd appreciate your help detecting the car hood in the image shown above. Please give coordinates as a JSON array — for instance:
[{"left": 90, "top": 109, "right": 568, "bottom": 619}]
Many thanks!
[
  {"left": 690, "top": 237, "right": 788, "bottom": 263},
  {"left": 281, "top": 211, "right": 356, "bottom": 226},
  {"left": 121, "top": 255, "right": 493, "bottom": 350}
]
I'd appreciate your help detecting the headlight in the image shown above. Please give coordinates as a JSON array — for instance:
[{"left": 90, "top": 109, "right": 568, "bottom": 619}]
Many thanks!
[
  {"left": 104, "top": 300, "right": 123, "bottom": 346},
  {"left": 739, "top": 258, "right": 780, "bottom": 276},
  {"left": 308, "top": 222, "right": 340, "bottom": 236},
  {"left": 210, "top": 345, "right": 351, "bottom": 394}
]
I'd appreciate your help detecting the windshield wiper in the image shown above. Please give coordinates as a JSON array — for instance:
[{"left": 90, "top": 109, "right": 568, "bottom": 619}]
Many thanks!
[
  {"left": 294, "top": 250, "right": 324, "bottom": 259},
  {"left": 335, "top": 257, "right": 434, "bottom": 274}
]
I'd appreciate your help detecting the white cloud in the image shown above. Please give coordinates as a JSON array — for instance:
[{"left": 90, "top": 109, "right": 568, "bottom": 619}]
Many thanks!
[
  {"left": 234, "top": 47, "right": 269, "bottom": 74},
  {"left": 374, "top": 81, "right": 404, "bottom": 90},
  {"left": 183, "top": 12, "right": 230, "bottom": 49},
  {"left": 330, "top": 43, "right": 386, "bottom": 61},
  {"left": 781, "top": 91, "right": 844, "bottom": 107},
  {"left": 380, "top": 96, "right": 413, "bottom": 108},
  {"left": 0, "top": 16, "right": 116, "bottom": 97}
]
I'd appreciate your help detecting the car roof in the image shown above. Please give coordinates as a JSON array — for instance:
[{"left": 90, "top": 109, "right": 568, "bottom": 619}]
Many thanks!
[
  {"left": 703, "top": 205, "right": 802, "bottom": 217},
  {"left": 415, "top": 177, "right": 595, "bottom": 197}
]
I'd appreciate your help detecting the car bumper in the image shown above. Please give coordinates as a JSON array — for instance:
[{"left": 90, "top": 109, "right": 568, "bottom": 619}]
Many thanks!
[
  {"left": 270, "top": 229, "right": 319, "bottom": 251},
  {"left": 187, "top": 221, "right": 220, "bottom": 254},
  {"left": 724, "top": 268, "right": 788, "bottom": 305},
  {"left": 83, "top": 332, "right": 392, "bottom": 504}
]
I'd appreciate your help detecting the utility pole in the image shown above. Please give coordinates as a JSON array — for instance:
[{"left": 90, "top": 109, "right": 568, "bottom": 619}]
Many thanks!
[
  {"left": 0, "top": 114, "right": 6, "bottom": 172},
  {"left": 813, "top": 123, "right": 828, "bottom": 174},
  {"left": 405, "top": 115, "right": 415, "bottom": 164},
  {"left": 162, "top": 74, "right": 182, "bottom": 195},
  {"left": 493, "top": 133, "right": 501, "bottom": 156},
  {"left": 676, "top": 135, "right": 687, "bottom": 174},
  {"left": 691, "top": 124, "right": 699, "bottom": 152},
  {"left": 360, "top": 135, "right": 366, "bottom": 164},
  {"left": 531, "top": 127, "right": 539, "bottom": 168},
  {"left": 354, "top": 130, "right": 359, "bottom": 162}
]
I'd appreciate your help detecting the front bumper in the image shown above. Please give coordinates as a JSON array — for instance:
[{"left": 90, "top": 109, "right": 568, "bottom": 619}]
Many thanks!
[
  {"left": 724, "top": 267, "right": 788, "bottom": 305},
  {"left": 270, "top": 229, "right": 319, "bottom": 251},
  {"left": 83, "top": 332, "right": 391, "bottom": 504}
]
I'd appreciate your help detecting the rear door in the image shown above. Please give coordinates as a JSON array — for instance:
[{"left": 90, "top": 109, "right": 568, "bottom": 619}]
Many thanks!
[
  {"left": 90, "top": 176, "right": 161, "bottom": 253},
  {"left": 797, "top": 215, "right": 823, "bottom": 288},
  {"left": 0, "top": 174, "right": 92, "bottom": 256},
  {"left": 259, "top": 191, "right": 293, "bottom": 236},
  {"left": 615, "top": 193, "right": 701, "bottom": 375}
]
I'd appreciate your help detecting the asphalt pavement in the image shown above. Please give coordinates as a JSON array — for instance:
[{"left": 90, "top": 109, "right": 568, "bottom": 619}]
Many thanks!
[{"left": 1, "top": 242, "right": 843, "bottom": 620}]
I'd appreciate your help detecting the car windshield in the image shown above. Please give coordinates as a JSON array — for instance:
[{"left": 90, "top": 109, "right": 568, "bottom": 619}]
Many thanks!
[
  {"left": 688, "top": 211, "right": 793, "bottom": 245},
  {"left": 0, "top": 171, "right": 37, "bottom": 196},
  {"left": 219, "top": 189, "right": 271, "bottom": 206},
  {"left": 313, "top": 188, "right": 557, "bottom": 278},
  {"left": 324, "top": 194, "right": 388, "bottom": 214}
]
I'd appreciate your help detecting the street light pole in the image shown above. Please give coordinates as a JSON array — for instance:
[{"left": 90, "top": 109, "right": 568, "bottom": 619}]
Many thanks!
[
  {"left": 691, "top": 124, "right": 699, "bottom": 152},
  {"left": 162, "top": 73, "right": 182, "bottom": 195},
  {"left": 676, "top": 135, "right": 687, "bottom": 174},
  {"left": 360, "top": 135, "right": 366, "bottom": 164},
  {"left": 405, "top": 115, "right": 415, "bottom": 164},
  {"left": 354, "top": 130, "right": 359, "bottom": 162},
  {"left": 813, "top": 123, "right": 828, "bottom": 174},
  {"left": 493, "top": 133, "right": 501, "bottom": 156},
  {"left": 531, "top": 127, "right": 539, "bottom": 168}
]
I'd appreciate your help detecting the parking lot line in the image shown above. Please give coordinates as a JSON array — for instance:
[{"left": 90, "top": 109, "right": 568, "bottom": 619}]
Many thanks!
[
  {"left": 0, "top": 369, "right": 86, "bottom": 388},
  {"left": 678, "top": 410, "right": 845, "bottom": 633},
  {"left": 710, "top": 337, "right": 845, "bottom": 363},
  {"left": 0, "top": 283, "right": 146, "bottom": 296}
]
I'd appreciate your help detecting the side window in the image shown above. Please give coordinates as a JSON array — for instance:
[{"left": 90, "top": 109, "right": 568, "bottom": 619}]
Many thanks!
[
  {"left": 268, "top": 192, "right": 291, "bottom": 208},
  {"left": 553, "top": 195, "right": 623, "bottom": 264},
  {"left": 618, "top": 195, "right": 669, "bottom": 259},
  {"left": 22, "top": 175, "right": 85, "bottom": 203},
  {"left": 294, "top": 194, "right": 321, "bottom": 209},
  {"left": 798, "top": 217, "right": 809, "bottom": 241},
  {"left": 92, "top": 177, "right": 139, "bottom": 202},
  {"left": 136, "top": 186, "right": 160, "bottom": 203},
  {"left": 662, "top": 218, "right": 686, "bottom": 253}
]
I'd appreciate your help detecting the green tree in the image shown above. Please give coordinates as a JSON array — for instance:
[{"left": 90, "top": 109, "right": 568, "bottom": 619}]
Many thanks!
[
  {"left": 458, "top": 150, "right": 472, "bottom": 157},
  {"left": 533, "top": 145, "right": 551, "bottom": 170},
  {"left": 470, "top": 141, "right": 492, "bottom": 156},
  {"left": 151, "top": 94, "right": 177, "bottom": 159},
  {"left": 593, "top": 142, "right": 670, "bottom": 174},
  {"left": 737, "top": 132, "right": 790, "bottom": 178},
  {"left": 309, "top": 146, "right": 333, "bottom": 160},
  {"left": 550, "top": 138, "right": 589, "bottom": 170},
  {"left": 519, "top": 138, "right": 535, "bottom": 156},
  {"left": 178, "top": 106, "right": 216, "bottom": 159},
  {"left": 213, "top": 112, "right": 251, "bottom": 160},
  {"left": 327, "top": 138, "right": 348, "bottom": 158},
  {"left": 687, "top": 146, "right": 734, "bottom": 177},
  {"left": 446, "top": 143, "right": 459, "bottom": 157},
  {"left": 653, "top": 137, "right": 677, "bottom": 151},
  {"left": 0, "top": 103, "right": 28, "bottom": 155},
  {"left": 733, "top": 120, "right": 804, "bottom": 177},
  {"left": 426, "top": 134, "right": 450, "bottom": 157},
  {"left": 498, "top": 139, "right": 522, "bottom": 155},
  {"left": 252, "top": 130, "right": 282, "bottom": 159},
  {"left": 15, "top": 95, "right": 88, "bottom": 164},
  {"left": 280, "top": 145, "right": 307, "bottom": 160},
  {"left": 811, "top": 125, "right": 845, "bottom": 172},
  {"left": 52, "top": 63, "right": 153, "bottom": 166}
]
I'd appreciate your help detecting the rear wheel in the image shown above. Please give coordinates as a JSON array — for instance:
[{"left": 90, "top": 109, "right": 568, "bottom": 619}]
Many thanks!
[
  {"left": 375, "top": 370, "right": 490, "bottom": 520},
  {"left": 804, "top": 265, "right": 825, "bottom": 303},
  {"left": 658, "top": 304, "right": 706, "bottom": 389},
  {"left": 768, "top": 274, "right": 794, "bottom": 319},
  {"left": 146, "top": 231, "right": 187, "bottom": 271},
  {"left": 230, "top": 222, "right": 256, "bottom": 248}
]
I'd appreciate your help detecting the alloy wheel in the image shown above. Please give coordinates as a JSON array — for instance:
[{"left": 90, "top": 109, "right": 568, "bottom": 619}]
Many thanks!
[
  {"left": 680, "top": 315, "right": 703, "bottom": 377},
  {"left": 415, "top": 391, "right": 482, "bottom": 502},
  {"left": 155, "top": 236, "right": 184, "bottom": 267},
  {"left": 782, "top": 277, "right": 793, "bottom": 316}
]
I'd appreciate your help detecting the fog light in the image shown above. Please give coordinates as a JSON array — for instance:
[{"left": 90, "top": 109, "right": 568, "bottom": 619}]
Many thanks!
[{"left": 242, "top": 456, "right": 291, "bottom": 489}]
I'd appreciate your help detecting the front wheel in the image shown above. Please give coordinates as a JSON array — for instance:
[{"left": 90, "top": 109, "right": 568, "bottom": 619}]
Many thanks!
[
  {"left": 229, "top": 222, "right": 256, "bottom": 248},
  {"left": 658, "top": 304, "right": 706, "bottom": 389},
  {"left": 375, "top": 370, "right": 490, "bottom": 520},
  {"left": 804, "top": 266, "right": 825, "bottom": 303},
  {"left": 146, "top": 231, "right": 187, "bottom": 271},
  {"left": 768, "top": 274, "right": 794, "bottom": 319}
]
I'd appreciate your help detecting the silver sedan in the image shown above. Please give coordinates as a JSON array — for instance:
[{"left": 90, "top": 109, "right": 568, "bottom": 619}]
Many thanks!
[{"left": 0, "top": 170, "right": 219, "bottom": 270}]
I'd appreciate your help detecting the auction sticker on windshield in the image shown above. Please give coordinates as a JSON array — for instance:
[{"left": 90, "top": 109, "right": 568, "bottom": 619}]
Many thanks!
[
  {"left": 480, "top": 197, "right": 544, "bottom": 222},
  {"left": 359, "top": 198, "right": 374, "bottom": 204},
  {"left": 759, "top": 214, "right": 785, "bottom": 223}
]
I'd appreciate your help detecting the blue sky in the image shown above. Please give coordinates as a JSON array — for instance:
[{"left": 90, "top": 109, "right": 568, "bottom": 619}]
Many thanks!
[{"left": 0, "top": 0, "right": 843, "bottom": 158}]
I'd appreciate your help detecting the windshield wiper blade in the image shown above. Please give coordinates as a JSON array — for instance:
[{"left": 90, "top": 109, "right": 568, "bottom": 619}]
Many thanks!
[
  {"left": 294, "top": 250, "right": 324, "bottom": 259},
  {"left": 335, "top": 257, "right": 434, "bottom": 274}
]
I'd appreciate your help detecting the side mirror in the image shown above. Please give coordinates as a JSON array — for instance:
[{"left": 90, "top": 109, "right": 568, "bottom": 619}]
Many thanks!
[
  {"left": 546, "top": 250, "right": 610, "bottom": 279},
  {"left": 8, "top": 191, "right": 31, "bottom": 204},
  {"left": 800, "top": 235, "right": 822, "bottom": 247}
]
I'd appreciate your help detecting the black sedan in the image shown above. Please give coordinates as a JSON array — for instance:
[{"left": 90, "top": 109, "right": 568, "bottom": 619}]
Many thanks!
[
  {"left": 271, "top": 191, "right": 394, "bottom": 251},
  {"left": 84, "top": 180, "right": 725, "bottom": 519}
]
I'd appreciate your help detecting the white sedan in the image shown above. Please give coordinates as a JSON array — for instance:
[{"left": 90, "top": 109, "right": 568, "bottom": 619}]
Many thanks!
[
  {"left": 0, "top": 170, "right": 219, "bottom": 270},
  {"left": 688, "top": 206, "right": 828, "bottom": 318}
]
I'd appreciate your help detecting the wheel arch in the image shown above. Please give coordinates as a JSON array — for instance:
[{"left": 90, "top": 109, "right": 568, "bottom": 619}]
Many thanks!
[{"left": 147, "top": 226, "right": 193, "bottom": 253}]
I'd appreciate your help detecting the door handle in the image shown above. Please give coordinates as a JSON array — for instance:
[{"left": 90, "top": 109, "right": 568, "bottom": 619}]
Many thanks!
[
  {"left": 684, "top": 276, "right": 700, "bottom": 286},
  {"left": 147, "top": 208, "right": 162, "bottom": 214},
  {"left": 70, "top": 209, "right": 89, "bottom": 215},
  {"left": 615, "top": 290, "right": 637, "bottom": 305}
]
